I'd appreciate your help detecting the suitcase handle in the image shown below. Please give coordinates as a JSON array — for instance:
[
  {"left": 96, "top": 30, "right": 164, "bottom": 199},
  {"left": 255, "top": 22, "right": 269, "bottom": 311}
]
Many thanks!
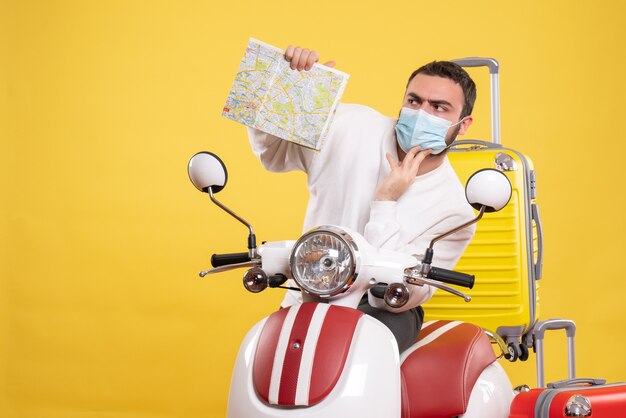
[
  {"left": 534, "top": 319, "right": 577, "bottom": 387},
  {"left": 547, "top": 378, "right": 607, "bottom": 389},
  {"left": 450, "top": 139, "right": 502, "bottom": 150},
  {"left": 451, "top": 57, "right": 499, "bottom": 74},
  {"left": 452, "top": 57, "right": 500, "bottom": 145},
  {"left": 532, "top": 203, "right": 544, "bottom": 280}
]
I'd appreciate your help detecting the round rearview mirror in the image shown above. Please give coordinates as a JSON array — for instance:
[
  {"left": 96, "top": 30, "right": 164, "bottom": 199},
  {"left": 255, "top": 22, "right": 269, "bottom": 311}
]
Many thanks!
[
  {"left": 465, "top": 169, "right": 512, "bottom": 212},
  {"left": 188, "top": 152, "right": 228, "bottom": 193}
]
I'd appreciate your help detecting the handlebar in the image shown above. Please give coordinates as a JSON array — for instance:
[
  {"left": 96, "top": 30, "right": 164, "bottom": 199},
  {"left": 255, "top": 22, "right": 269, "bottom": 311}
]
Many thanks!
[
  {"left": 211, "top": 252, "right": 251, "bottom": 267},
  {"left": 427, "top": 267, "right": 475, "bottom": 289}
]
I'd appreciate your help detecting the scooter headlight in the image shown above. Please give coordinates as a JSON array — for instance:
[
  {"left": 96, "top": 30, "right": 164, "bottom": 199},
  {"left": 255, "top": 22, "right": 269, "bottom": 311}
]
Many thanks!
[{"left": 289, "top": 226, "right": 359, "bottom": 297}]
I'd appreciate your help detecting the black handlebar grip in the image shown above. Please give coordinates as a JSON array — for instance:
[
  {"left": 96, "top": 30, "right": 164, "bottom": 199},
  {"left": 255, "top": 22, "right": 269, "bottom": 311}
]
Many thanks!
[
  {"left": 427, "top": 267, "right": 475, "bottom": 289},
  {"left": 211, "top": 252, "right": 251, "bottom": 267}
]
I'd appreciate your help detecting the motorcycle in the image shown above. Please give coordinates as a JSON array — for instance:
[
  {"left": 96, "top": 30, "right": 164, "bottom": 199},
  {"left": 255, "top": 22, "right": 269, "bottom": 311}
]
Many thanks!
[{"left": 188, "top": 151, "right": 518, "bottom": 418}]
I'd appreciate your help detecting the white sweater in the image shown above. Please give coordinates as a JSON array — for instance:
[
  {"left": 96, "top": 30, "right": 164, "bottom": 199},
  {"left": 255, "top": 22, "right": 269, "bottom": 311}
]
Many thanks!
[{"left": 247, "top": 103, "right": 476, "bottom": 311}]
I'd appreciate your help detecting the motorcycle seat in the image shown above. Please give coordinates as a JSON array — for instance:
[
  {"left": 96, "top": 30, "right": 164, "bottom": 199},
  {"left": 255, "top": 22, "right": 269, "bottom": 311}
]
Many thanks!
[{"left": 399, "top": 320, "right": 496, "bottom": 418}]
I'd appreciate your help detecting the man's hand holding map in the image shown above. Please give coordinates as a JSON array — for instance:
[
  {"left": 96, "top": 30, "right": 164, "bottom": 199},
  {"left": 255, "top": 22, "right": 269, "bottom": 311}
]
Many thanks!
[{"left": 222, "top": 38, "right": 349, "bottom": 150}]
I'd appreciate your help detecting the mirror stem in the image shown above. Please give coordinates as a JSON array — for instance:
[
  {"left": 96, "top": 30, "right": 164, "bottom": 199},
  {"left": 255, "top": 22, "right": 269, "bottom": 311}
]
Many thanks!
[
  {"left": 423, "top": 205, "right": 486, "bottom": 265},
  {"left": 208, "top": 187, "right": 257, "bottom": 258}
]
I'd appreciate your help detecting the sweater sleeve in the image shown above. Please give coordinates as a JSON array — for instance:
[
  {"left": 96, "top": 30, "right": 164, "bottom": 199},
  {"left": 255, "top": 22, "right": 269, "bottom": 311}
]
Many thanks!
[
  {"left": 364, "top": 200, "right": 475, "bottom": 312},
  {"left": 247, "top": 127, "right": 314, "bottom": 173}
]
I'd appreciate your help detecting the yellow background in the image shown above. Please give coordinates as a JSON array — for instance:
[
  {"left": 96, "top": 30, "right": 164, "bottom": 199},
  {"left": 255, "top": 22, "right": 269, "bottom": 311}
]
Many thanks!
[{"left": 2, "top": 0, "right": 625, "bottom": 417}]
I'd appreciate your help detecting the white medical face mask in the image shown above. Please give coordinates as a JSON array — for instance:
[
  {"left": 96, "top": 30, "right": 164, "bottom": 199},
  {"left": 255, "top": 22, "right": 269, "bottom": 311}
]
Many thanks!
[{"left": 394, "top": 107, "right": 463, "bottom": 154}]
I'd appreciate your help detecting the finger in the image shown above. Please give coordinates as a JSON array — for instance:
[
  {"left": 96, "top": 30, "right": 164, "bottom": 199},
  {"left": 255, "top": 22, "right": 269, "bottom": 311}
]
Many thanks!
[
  {"left": 409, "top": 149, "right": 433, "bottom": 174},
  {"left": 323, "top": 61, "right": 336, "bottom": 68},
  {"left": 401, "top": 146, "right": 421, "bottom": 168},
  {"left": 401, "top": 146, "right": 424, "bottom": 175},
  {"left": 285, "top": 45, "right": 295, "bottom": 62},
  {"left": 305, "top": 50, "right": 319, "bottom": 71},
  {"left": 417, "top": 148, "right": 433, "bottom": 160},
  {"left": 297, "top": 48, "right": 310, "bottom": 71},
  {"left": 386, "top": 153, "right": 399, "bottom": 169},
  {"left": 290, "top": 47, "right": 302, "bottom": 70}
]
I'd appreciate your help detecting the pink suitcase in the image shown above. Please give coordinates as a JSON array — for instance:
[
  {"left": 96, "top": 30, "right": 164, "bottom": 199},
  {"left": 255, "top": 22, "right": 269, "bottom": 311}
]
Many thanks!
[
  {"left": 508, "top": 320, "right": 626, "bottom": 416},
  {"left": 509, "top": 378, "right": 626, "bottom": 417}
]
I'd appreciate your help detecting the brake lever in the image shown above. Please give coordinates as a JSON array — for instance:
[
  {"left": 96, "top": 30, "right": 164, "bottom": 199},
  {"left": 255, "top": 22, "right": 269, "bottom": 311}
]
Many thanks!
[
  {"left": 405, "top": 272, "right": 472, "bottom": 302},
  {"left": 199, "top": 260, "right": 261, "bottom": 277}
]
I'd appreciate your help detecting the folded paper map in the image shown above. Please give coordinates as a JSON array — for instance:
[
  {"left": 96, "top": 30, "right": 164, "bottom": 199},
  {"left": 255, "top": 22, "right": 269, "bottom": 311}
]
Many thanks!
[{"left": 222, "top": 38, "right": 349, "bottom": 150}]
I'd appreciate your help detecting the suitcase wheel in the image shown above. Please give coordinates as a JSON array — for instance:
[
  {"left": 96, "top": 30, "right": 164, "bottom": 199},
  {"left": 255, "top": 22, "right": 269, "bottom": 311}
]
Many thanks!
[{"left": 505, "top": 342, "right": 529, "bottom": 362}]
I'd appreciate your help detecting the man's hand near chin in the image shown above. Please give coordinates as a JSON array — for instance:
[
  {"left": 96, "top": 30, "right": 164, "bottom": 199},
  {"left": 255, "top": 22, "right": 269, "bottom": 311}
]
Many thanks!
[{"left": 375, "top": 146, "right": 432, "bottom": 201}]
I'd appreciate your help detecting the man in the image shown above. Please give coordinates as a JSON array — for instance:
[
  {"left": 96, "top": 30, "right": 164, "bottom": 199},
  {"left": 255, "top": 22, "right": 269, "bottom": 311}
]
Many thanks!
[{"left": 247, "top": 46, "right": 477, "bottom": 352}]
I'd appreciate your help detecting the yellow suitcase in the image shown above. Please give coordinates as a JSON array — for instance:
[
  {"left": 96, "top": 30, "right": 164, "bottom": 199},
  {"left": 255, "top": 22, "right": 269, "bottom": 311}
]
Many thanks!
[{"left": 422, "top": 58, "right": 543, "bottom": 361}]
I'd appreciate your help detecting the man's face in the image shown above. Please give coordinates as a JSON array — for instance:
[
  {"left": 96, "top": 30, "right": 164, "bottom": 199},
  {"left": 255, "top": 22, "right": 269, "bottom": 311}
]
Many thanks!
[{"left": 401, "top": 73, "right": 473, "bottom": 143}]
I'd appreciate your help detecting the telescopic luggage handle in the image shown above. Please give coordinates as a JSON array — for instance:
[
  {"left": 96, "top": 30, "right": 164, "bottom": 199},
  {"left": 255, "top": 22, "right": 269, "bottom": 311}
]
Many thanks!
[
  {"left": 451, "top": 57, "right": 500, "bottom": 145},
  {"left": 533, "top": 319, "right": 577, "bottom": 388}
]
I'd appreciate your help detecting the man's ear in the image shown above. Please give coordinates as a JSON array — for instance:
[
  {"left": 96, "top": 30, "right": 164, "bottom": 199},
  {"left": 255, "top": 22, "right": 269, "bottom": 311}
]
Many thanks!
[{"left": 458, "top": 115, "right": 473, "bottom": 136}]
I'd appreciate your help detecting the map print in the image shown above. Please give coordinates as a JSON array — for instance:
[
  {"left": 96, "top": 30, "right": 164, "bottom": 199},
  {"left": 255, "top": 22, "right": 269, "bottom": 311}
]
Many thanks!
[{"left": 223, "top": 38, "right": 349, "bottom": 150}]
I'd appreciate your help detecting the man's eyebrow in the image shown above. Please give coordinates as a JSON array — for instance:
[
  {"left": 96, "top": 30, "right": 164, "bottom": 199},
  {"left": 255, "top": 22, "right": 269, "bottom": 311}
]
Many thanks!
[
  {"left": 406, "top": 92, "right": 454, "bottom": 108},
  {"left": 428, "top": 99, "right": 453, "bottom": 108}
]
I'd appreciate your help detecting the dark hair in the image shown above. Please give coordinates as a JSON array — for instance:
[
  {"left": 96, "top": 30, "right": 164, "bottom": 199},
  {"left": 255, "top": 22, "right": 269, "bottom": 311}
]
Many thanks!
[{"left": 407, "top": 61, "right": 477, "bottom": 118}]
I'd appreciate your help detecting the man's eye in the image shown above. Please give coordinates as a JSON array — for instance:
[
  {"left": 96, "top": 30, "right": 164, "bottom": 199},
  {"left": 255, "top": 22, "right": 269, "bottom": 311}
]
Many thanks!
[{"left": 407, "top": 98, "right": 417, "bottom": 104}]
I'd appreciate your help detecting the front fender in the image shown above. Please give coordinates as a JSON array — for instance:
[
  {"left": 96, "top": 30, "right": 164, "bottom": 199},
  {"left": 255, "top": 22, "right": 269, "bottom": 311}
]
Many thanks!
[{"left": 227, "top": 303, "right": 401, "bottom": 418}]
